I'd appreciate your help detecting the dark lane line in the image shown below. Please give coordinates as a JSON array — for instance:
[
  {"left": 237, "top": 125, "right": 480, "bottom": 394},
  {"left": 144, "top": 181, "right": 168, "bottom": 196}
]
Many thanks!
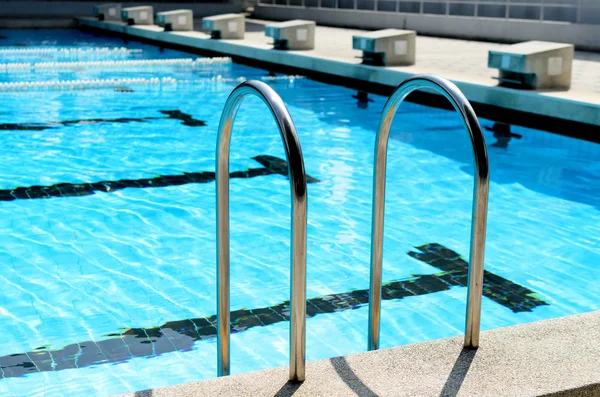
[
  {"left": 0, "top": 243, "right": 546, "bottom": 378},
  {"left": 407, "top": 243, "right": 548, "bottom": 313},
  {"left": 0, "top": 155, "right": 321, "bottom": 201},
  {"left": 0, "top": 110, "right": 206, "bottom": 131}
]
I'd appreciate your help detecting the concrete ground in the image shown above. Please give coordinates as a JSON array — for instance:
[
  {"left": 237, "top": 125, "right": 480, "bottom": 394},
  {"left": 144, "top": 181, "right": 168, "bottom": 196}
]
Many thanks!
[
  {"left": 241, "top": 19, "right": 600, "bottom": 98},
  {"left": 116, "top": 310, "right": 600, "bottom": 397},
  {"left": 76, "top": 17, "right": 600, "bottom": 128}
]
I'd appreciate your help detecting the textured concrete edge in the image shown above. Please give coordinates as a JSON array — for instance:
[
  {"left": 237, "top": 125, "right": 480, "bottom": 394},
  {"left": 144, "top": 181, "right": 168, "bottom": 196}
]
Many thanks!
[
  {"left": 114, "top": 310, "right": 600, "bottom": 397},
  {"left": 76, "top": 17, "right": 600, "bottom": 129}
]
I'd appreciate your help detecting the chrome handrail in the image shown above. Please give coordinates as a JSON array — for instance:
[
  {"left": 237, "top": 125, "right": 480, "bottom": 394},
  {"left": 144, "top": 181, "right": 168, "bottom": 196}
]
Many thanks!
[
  {"left": 216, "top": 80, "right": 308, "bottom": 381},
  {"left": 368, "top": 74, "right": 490, "bottom": 350}
]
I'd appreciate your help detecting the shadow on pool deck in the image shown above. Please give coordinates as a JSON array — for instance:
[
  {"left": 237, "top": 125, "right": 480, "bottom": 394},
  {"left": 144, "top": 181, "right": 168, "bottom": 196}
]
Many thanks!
[
  {"left": 115, "top": 311, "right": 600, "bottom": 397},
  {"left": 439, "top": 348, "right": 477, "bottom": 397}
]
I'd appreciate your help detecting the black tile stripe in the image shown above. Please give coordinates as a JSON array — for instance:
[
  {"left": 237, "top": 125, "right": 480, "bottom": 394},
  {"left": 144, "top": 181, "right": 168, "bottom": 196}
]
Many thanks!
[
  {"left": 407, "top": 243, "right": 548, "bottom": 313},
  {"left": 0, "top": 243, "right": 546, "bottom": 378},
  {"left": 0, "top": 110, "right": 205, "bottom": 131},
  {"left": 0, "top": 155, "right": 321, "bottom": 201}
]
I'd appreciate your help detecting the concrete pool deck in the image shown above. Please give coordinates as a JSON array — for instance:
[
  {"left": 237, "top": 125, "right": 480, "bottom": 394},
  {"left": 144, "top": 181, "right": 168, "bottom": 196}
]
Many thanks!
[
  {"left": 116, "top": 310, "right": 600, "bottom": 396},
  {"left": 76, "top": 16, "right": 600, "bottom": 135}
]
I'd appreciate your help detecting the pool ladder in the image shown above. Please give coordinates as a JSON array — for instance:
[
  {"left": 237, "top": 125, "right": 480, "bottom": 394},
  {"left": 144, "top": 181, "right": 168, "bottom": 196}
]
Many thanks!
[
  {"left": 367, "top": 75, "right": 490, "bottom": 350},
  {"left": 215, "top": 80, "right": 308, "bottom": 381},
  {"left": 214, "top": 75, "right": 489, "bottom": 381}
]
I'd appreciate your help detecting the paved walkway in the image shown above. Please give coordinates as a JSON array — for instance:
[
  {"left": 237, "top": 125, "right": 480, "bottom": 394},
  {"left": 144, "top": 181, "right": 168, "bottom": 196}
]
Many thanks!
[
  {"left": 76, "top": 17, "right": 600, "bottom": 127},
  {"left": 243, "top": 19, "right": 600, "bottom": 98}
]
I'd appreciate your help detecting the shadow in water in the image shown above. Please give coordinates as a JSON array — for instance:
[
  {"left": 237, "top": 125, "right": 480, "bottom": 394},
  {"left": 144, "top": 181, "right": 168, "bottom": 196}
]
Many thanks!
[
  {"left": 330, "top": 356, "right": 380, "bottom": 397},
  {"left": 273, "top": 380, "right": 302, "bottom": 397},
  {"left": 439, "top": 348, "right": 477, "bottom": 397}
]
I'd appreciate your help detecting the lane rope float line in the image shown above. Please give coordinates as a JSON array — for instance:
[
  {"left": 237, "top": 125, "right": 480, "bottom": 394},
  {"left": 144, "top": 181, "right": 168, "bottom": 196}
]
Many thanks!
[
  {"left": 0, "top": 75, "right": 303, "bottom": 93},
  {"left": 0, "top": 47, "right": 142, "bottom": 55},
  {"left": 0, "top": 57, "right": 232, "bottom": 73}
]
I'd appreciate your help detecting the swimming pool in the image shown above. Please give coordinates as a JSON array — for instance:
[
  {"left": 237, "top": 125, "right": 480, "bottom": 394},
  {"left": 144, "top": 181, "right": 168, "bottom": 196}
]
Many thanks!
[{"left": 0, "top": 29, "right": 598, "bottom": 397}]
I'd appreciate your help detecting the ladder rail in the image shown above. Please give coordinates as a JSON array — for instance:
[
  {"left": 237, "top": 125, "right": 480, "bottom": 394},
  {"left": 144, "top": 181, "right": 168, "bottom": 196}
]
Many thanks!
[
  {"left": 216, "top": 80, "right": 308, "bottom": 381},
  {"left": 368, "top": 74, "right": 490, "bottom": 351}
]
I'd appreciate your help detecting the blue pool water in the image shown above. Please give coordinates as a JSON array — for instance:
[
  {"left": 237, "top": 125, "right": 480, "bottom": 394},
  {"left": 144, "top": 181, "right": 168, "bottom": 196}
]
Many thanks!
[{"left": 0, "top": 29, "right": 598, "bottom": 396}]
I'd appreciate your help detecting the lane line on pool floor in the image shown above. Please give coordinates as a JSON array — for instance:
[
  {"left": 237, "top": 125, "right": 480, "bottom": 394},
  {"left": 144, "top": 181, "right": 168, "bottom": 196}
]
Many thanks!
[
  {"left": 0, "top": 155, "right": 320, "bottom": 201},
  {"left": 0, "top": 243, "right": 547, "bottom": 378},
  {"left": 0, "top": 109, "right": 206, "bottom": 131}
]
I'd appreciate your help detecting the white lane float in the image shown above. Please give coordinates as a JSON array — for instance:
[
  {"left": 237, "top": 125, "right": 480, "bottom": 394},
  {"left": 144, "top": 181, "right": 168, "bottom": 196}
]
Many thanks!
[
  {"left": 0, "top": 57, "right": 232, "bottom": 73},
  {"left": 0, "top": 73, "right": 303, "bottom": 93},
  {"left": 0, "top": 47, "right": 142, "bottom": 55}
]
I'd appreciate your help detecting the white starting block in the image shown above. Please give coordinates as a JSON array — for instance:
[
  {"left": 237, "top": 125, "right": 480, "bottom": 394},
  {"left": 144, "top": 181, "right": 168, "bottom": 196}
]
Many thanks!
[
  {"left": 121, "top": 6, "right": 154, "bottom": 26},
  {"left": 202, "top": 14, "right": 245, "bottom": 39},
  {"left": 156, "top": 10, "right": 193, "bottom": 31},
  {"left": 265, "top": 20, "right": 315, "bottom": 50},
  {"left": 93, "top": 3, "right": 121, "bottom": 21},
  {"left": 352, "top": 29, "right": 416, "bottom": 66},
  {"left": 488, "top": 41, "right": 574, "bottom": 89}
]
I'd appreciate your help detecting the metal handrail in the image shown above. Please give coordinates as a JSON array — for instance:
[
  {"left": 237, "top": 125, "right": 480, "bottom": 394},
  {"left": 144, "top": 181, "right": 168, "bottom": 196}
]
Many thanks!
[
  {"left": 216, "top": 80, "right": 308, "bottom": 381},
  {"left": 368, "top": 74, "right": 490, "bottom": 351}
]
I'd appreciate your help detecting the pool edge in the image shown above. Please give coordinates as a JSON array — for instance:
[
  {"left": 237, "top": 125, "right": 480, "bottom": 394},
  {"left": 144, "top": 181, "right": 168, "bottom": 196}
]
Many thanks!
[
  {"left": 114, "top": 310, "right": 600, "bottom": 397},
  {"left": 75, "top": 17, "right": 600, "bottom": 144}
]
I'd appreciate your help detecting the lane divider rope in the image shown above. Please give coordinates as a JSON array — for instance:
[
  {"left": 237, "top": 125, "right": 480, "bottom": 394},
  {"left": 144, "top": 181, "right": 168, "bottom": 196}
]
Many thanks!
[
  {"left": 0, "top": 57, "right": 232, "bottom": 72},
  {"left": 0, "top": 74, "right": 304, "bottom": 92},
  {"left": 0, "top": 47, "right": 142, "bottom": 55}
]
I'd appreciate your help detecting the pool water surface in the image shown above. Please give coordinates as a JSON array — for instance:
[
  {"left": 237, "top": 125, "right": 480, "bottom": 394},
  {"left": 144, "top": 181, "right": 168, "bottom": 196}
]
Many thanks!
[{"left": 0, "top": 29, "right": 598, "bottom": 397}]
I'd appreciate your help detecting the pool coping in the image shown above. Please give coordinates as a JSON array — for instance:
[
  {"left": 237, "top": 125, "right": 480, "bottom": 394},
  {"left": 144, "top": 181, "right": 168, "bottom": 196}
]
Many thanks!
[
  {"left": 116, "top": 310, "right": 600, "bottom": 397},
  {"left": 75, "top": 17, "right": 600, "bottom": 143}
]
